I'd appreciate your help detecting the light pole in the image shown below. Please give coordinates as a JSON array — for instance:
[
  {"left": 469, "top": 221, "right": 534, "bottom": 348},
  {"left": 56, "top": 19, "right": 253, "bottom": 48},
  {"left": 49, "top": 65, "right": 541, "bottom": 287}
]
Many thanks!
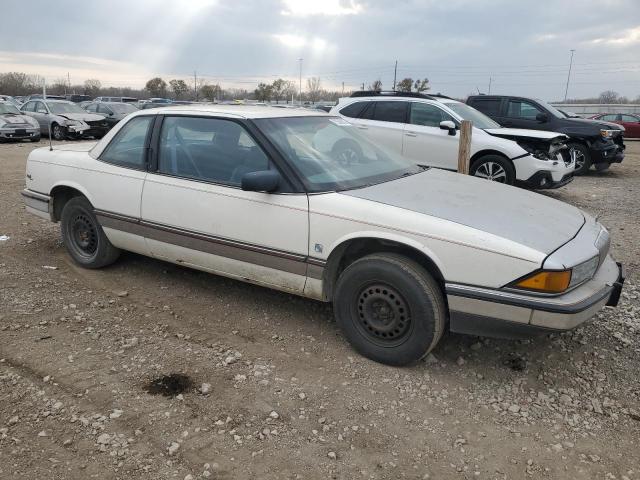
[
  {"left": 298, "top": 58, "right": 303, "bottom": 106},
  {"left": 564, "top": 49, "right": 575, "bottom": 101}
]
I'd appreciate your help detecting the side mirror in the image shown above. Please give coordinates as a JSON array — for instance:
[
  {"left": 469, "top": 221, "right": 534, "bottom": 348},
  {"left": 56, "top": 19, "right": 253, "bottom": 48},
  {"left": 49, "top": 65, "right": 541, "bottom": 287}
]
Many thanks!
[
  {"left": 241, "top": 170, "right": 280, "bottom": 193},
  {"left": 536, "top": 112, "right": 548, "bottom": 123},
  {"left": 439, "top": 120, "right": 457, "bottom": 136}
]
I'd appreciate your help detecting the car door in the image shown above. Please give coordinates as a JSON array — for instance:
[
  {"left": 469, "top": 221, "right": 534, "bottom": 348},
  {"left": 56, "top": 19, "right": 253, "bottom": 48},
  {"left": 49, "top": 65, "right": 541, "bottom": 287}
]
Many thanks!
[
  {"left": 32, "top": 101, "right": 49, "bottom": 132},
  {"left": 619, "top": 114, "right": 640, "bottom": 137},
  {"left": 140, "top": 115, "right": 309, "bottom": 293},
  {"left": 503, "top": 99, "right": 546, "bottom": 130},
  {"left": 86, "top": 115, "right": 154, "bottom": 255},
  {"left": 352, "top": 101, "right": 408, "bottom": 153},
  {"left": 402, "top": 102, "right": 459, "bottom": 170}
]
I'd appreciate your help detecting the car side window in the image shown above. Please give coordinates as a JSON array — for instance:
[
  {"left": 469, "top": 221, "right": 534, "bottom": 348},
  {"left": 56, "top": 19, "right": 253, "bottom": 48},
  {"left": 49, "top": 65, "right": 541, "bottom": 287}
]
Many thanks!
[
  {"left": 97, "top": 104, "right": 111, "bottom": 114},
  {"left": 100, "top": 116, "right": 153, "bottom": 169},
  {"left": 22, "top": 101, "right": 35, "bottom": 112},
  {"left": 370, "top": 101, "right": 408, "bottom": 123},
  {"left": 471, "top": 98, "right": 501, "bottom": 116},
  {"left": 507, "top": 100, "right": 543, "bottom": 120},
  {"left": 35, "top": 101, "right": 47, "bottom": 113},
  {"left": 86, "top": 104, "right": 98, "bottom": 113},
  {"left": 409, "top": 102, "right": 453, "bottom": 127},
  {"left": 601, "top": 114, "right": 617, "bottom": 121},
  {"left": 158, "top": 116, "right": 270, "bottom": 186},
  {"left": 339, "top": 101, "right": 369, "bottom": 118},
  {"left": 620, "top": 114, "right": 637, "bottom": 122}
]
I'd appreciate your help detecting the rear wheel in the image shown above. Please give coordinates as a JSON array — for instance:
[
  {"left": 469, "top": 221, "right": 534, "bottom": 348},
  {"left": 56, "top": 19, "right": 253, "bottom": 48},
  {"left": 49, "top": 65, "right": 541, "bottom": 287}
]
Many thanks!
[
  {"left": 60, "top": 196, "right": 120, "bottom": 268},
  {"left": 470, "top": 154, "right": 515, "bottom": 185},
  {"left": 333, "top": 253, "right": 445, "bottom": 366},
  {"left": 568, "top": 142, "right": 591, "bottom": 175}
]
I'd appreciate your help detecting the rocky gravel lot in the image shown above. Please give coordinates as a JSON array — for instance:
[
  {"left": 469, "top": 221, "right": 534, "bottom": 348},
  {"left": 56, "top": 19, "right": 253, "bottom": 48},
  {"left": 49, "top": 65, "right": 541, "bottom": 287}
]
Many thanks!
[{"left": 1, "top": 139, "right": 639, "bottom": 480}]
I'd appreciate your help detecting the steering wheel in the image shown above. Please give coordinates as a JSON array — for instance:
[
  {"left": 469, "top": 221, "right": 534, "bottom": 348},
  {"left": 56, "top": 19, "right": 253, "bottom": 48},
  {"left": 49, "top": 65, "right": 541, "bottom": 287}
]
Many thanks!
[{"left": 332, "top": 139, "right": 364, "bottom": 167}]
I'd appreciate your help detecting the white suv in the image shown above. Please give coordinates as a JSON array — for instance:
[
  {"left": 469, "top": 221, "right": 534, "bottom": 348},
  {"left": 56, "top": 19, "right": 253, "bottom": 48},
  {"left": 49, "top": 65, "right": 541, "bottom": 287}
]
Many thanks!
[{"left": 330, "top": 92, "right": 575, "bottom": 188}]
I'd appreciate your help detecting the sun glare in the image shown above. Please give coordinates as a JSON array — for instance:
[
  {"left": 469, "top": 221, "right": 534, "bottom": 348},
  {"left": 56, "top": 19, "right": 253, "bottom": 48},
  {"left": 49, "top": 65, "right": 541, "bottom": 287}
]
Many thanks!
[{"left": 281, "top": 0, "right": 362, "bottom": 16}]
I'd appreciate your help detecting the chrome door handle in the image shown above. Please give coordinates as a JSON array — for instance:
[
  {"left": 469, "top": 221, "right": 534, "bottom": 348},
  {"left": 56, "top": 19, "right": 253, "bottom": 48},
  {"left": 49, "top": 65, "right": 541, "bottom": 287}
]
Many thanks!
[{"left": 405, "top": 132, "right": 418, "bottom": 137}]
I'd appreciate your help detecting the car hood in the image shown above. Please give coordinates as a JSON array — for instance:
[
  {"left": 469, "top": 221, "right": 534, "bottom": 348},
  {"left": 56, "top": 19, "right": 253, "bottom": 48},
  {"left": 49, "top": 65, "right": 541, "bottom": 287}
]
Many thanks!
[
  {"left": 56, "top": 113, "right": 105, "bottom": 122},
  {"left": 341, "top": 169, "right": 585, "bottom": 254},
  {"left": 484, "top": 128, "right": 568, "bottom": 143},
  {"left": 564, "top": 117, "right": 624, "bottom": 131},
  {"left": 0, "top": 113, "right": 36, "bottom": 125}
]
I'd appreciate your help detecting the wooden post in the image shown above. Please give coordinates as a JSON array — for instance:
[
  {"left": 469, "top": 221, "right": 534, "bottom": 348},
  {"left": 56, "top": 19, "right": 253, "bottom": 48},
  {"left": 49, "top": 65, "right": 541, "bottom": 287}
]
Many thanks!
[{"left": 457, "top": 120, "right": 472, "bottom": 175}]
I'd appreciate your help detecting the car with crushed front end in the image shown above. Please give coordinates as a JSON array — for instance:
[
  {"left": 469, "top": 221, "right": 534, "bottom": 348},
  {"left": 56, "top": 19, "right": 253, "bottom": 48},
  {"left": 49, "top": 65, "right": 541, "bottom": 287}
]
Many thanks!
[
  {"left": 331, "top": 92, "right": 574, "bottom": 189},
  {"left": 20, "top": 99, "right": 111, "bottom": 140},
  {"left": 83, "top": 101, "right": 139, "bottom": 130},
  {"left": 467, "top": 95, "right": 625, "bottom": 174},
  {"left": 22, "top": 105, "right": 624, "bottom": 366},
  {"left": 0, "top": 100, "right": 41, "bottom": 142}
]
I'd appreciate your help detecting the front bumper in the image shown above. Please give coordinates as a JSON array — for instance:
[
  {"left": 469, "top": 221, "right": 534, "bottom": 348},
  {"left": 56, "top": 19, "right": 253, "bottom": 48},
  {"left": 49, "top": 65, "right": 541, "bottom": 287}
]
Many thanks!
[
  {"left": 446, "top": 255, "right": 624, "bottom": 338},
  {"left": 522, "top": 171, "right": 573, "bottom": 189},
  {"left": 590, "top": 139, "right": 625, "bottom": 165},
  {"left": 21, "top": 188, "right": 53, "bottom": 221},
  {"left": 0, "top": 127, "right": 39, "bottom": 140}
]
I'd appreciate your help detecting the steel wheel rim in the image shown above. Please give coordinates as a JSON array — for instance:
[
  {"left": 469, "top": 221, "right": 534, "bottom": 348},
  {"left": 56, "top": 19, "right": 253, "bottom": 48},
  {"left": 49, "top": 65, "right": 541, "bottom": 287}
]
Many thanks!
[
  {"left": 355, "top": 283, "right": 411, "bottom": 346},
  {"left": 474, "top": 161, "right": 507, "bottom": 182},
  {"left": 53, "top": 125, "right": 64, "bottom": 140},
  {"left": 70, "top": 213, "right": 98, "bottom": 257},
  {"left": 570, "top": 147, "right": 585, "bottom": 169}
]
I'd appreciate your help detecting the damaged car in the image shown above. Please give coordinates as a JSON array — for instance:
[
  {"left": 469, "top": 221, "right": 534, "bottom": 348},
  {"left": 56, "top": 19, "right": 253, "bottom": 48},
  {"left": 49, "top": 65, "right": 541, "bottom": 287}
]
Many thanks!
[
  {"left": 331, "top": 92, "right": 574, "bottom": 189},
  {"left": 20, "top": 99, "right": 110, "bottom": 140},
  {"left": 0, "top": 100, "right": 41, "bottom": 142},
  {"left": 466, "top": 95, "right": 625, "bottom": 174}
]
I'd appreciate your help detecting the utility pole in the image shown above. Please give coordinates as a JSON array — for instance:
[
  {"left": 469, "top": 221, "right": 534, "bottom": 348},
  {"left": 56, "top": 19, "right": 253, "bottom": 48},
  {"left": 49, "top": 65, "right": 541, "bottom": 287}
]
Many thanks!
[
  {"left": 67, "top": 72, "right": 71, "bottom": 94},
  {"left": 488, "top": 76, "right": 492, "bottom": 94},
  {"left": 194, "top": 71, "right": 198, "bottom": 101},
  {"left": 393, "top": 60, "right": 398, "bottom": 90},
  {"left": 298, "top": 58, "right": 303, "bottom": 105},
  {"left": 564, "top": 49, "right": 575, "bottom": 101},
  {"left": 361, "top": 82, "right": 365, "bottom": 90}
]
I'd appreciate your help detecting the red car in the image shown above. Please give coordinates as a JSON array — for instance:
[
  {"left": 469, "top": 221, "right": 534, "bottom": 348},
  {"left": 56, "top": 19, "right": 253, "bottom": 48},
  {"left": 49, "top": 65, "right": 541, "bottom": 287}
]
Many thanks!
[{"left": 590, "top": 113, "right": 640, "bottom": 138}]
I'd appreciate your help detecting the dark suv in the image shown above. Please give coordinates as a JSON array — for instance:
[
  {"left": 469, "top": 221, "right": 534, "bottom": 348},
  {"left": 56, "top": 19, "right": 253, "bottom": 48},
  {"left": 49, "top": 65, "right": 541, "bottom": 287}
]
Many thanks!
[{"left": 467, "top": 95, "right": 625, "bottom": 174}]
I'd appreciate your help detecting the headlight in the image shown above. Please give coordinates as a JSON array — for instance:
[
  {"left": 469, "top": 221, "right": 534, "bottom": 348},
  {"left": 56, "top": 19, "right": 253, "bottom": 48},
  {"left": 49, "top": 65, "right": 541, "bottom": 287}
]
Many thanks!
[
  {"left": 569, "top": 256, "right": 599, "bottom": 288},
  {"left": 600, "top": 129, "right": 616, "bottom": 138},
  {"left": 517, "top": 141, "right": 553, "bottom": 161},
  {"left": 63, "top": 120, "right": 81, "bottom": 126}
]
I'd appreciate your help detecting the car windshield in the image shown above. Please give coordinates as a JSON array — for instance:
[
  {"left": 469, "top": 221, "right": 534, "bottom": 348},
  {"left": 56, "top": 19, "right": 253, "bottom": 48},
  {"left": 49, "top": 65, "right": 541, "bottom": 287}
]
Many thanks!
[
  {"left": 255, "top": 116, "right": 425, "bottom": 192},
  {"left": 445, "top": 102, "right": 501, "bottom": 129},
  {"left": 0, "top": 103, "right": 22, "bottom": 115},
  {"left": 109, "top": 103, "right": 138, "bottom": 114},
  {"left": 535, "top": 98, "right": 565, "bottom": 119},
  {"left": 48, "top": 102, "right": 87, "bottom": 114}
]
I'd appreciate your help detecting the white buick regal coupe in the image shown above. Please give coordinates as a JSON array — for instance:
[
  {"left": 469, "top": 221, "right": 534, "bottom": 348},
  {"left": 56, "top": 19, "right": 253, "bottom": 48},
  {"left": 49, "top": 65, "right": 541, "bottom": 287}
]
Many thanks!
[{"left": 22, "top": 105, "right": 624, "bottom": 365}]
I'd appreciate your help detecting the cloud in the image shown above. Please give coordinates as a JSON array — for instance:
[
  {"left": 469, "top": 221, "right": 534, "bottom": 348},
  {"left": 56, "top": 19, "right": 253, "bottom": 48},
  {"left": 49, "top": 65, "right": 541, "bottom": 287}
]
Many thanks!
[
  {"left": 590, "top": 26, "right": 640, "bottom": 46},
  {"left": 280, "top": 0, "right": 362, "bottom": 16}
]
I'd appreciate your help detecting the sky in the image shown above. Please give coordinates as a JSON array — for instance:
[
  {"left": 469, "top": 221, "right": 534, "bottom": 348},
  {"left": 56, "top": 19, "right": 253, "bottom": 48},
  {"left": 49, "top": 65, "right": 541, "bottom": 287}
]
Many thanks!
[{"left": 1, "top": 0, "right": 639, "bottom": 101}]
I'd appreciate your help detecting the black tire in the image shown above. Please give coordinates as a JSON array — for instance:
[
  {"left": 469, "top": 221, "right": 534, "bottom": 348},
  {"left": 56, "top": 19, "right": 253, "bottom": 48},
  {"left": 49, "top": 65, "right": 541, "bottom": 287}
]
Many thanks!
[
  {"left": 333, "top": 253, "right": 445, "bottom": 366},
  {"left": 60, "top": 196, "right": 120, "bottom": 268},
  {"left": 51, "top": 123, "right": 65, "bottom": 141},
  {"left": 332, "top": 138, "right": 364, "bottom": 166},
  {"left": 593, "top": 162, "right": 610, "bottom": 172},
  {"left": 568, "top": 142, "right": 591, "bottom": 175},
  {"left": 30, "top": 135, "right": 41, "bottom": 143},
  {"left": 469, "top": 154, "right": 516, "bottom": 185}
]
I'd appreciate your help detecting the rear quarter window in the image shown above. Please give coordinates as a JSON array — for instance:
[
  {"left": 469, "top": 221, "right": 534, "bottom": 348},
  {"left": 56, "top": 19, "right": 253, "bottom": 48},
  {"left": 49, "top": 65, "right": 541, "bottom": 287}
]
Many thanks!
[
  {"left": 339, "top": 101, "right": 368, "bottom": 118},
  {"left": 470, "top": 98, "right": 501, "bottom": 116}
]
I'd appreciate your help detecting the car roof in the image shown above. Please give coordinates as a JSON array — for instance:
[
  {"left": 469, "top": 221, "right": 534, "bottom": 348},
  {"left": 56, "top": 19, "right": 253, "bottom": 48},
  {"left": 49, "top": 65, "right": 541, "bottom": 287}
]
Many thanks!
[{"left": 146, "top": 104, "right": 331, "bottom": 119}]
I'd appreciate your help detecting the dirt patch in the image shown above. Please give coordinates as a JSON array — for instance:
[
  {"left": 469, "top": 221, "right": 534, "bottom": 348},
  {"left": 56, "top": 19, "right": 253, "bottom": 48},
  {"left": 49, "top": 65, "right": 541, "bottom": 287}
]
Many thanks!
[{"left": 145, "top": 373, "right": 194, "bottom": 397}]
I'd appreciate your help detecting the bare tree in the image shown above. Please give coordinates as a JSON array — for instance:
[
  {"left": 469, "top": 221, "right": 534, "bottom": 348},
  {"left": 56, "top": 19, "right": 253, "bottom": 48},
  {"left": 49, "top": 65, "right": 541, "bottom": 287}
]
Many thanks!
[
  {"left": 145, "top": 77, "right": 167, "bottom": 97},
  {"left": 200, "top": 84, "right": 221, "bottom": 101},
  {"left": 306, "top": 77, "right": 322, "bottom": 103},
  {"left": 396, "top": 78, "right": 413, "bottom": 92},
  {"left": 254, "top": 83, "right": 273, "bottom": 102},
  {"left": 283, "top": 80, "right": 297, "bottom": 103},
  {"left": 599, "top": 90, "right": 619, "bottom": 103},
  {"left": 84, "top": 79, "right": 102, "bottom": 97},
  {"left": 369, "top": 79, "right": 382, "bottom": 92},
  {"left": 169, "top": 79, "right": 189, "bottom": 99},
  {"left": 413, "top": 78, "right": 430, "bottom": 93}
]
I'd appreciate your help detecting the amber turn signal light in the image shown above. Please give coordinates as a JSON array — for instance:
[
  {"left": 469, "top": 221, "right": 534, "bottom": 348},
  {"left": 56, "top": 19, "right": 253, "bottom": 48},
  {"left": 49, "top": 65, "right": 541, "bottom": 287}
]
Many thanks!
[{"left": 513, "top": 270, "right": 571, "bottom": 293}]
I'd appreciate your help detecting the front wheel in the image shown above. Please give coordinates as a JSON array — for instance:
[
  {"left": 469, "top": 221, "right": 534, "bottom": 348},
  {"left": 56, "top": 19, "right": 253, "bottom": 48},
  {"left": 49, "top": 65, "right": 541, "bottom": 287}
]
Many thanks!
[
  {"left": 60, "top": 196, "right": 120, "bottom": 268},
  {"left": 470, "top": 155, "right": 515, "bottom": 185},
  {"left": 51, "top": 123, "right": 65, "bottom": 141},
  {"left": 333, "top": 253, "right": 445, "bottom": 366},
  {"left": 568, "top": 142, "right": 591, "bottom": 175}
]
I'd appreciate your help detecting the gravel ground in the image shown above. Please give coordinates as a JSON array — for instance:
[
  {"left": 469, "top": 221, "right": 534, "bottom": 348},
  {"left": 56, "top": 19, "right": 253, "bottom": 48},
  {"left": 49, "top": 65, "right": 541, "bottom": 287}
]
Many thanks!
[{"left": 1, "top": 139, "right": 639, "bottom": 480}]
